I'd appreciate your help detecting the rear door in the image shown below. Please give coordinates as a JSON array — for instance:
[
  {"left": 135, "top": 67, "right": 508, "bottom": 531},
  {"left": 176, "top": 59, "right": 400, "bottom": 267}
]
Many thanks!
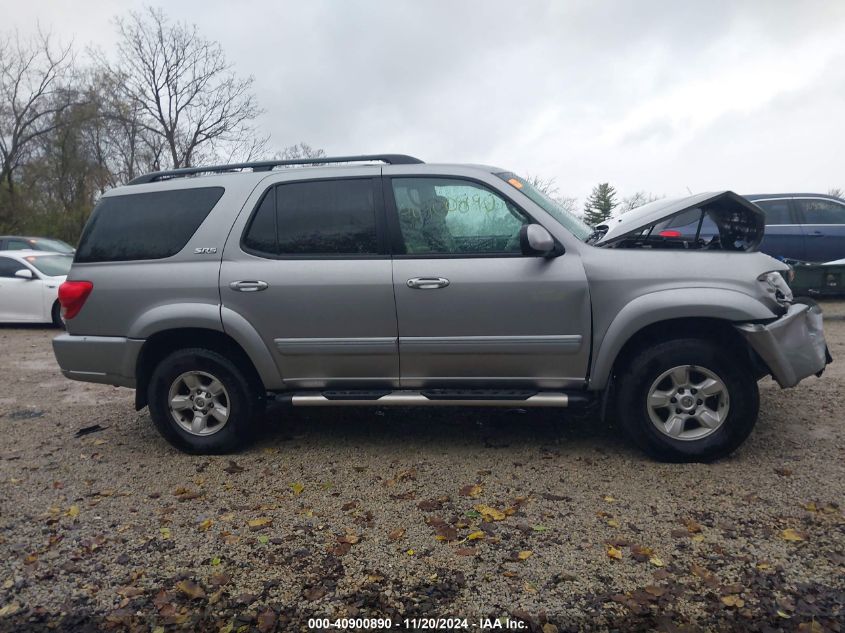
[
  {"left": 385, "top": 174, "right": 590, "bottom": 388},
  {"left": 793, "top": 197, "right": 845, "bottom": 262},
  {"left": 220, "top": 168, "right": 399, "bottom": 389},
  {"left": 753, "top": 197, "right": 805, "bottom": 260}
]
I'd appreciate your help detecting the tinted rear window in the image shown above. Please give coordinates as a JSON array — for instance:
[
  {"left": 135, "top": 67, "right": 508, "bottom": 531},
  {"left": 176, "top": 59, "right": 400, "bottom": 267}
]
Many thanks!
[
  {"left": 242, "top": 179, "right": 378, "bottom": 256},
  {"left": 76, "top": 188, "right": 224, "bottom": 263},
  {"left": 755, "top": 199, "right": 792, "bottom": 225}
]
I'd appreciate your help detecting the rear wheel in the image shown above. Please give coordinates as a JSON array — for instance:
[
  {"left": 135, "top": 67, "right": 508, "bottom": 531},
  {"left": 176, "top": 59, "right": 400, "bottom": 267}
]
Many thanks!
[
  {"left": 616, "top": 338, "right": 759, "bottom": 462},
  {"left": 51, "top": 301, "right": 64, "bottom": 329},
  {"left": 147, "top": 348, "right": 263, "bottom": 454}
]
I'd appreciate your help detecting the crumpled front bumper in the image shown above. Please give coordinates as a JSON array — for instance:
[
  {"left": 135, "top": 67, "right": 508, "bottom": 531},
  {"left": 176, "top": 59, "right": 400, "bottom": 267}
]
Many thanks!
[{"left": 735, "top": 302, "right": 831, "bottom": 388}]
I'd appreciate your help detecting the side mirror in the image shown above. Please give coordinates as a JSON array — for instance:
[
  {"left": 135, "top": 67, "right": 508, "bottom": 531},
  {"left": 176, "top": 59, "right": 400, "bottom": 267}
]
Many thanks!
[
  {"left": 519, "top": 224, "right": 558, "bottom": 257},
  {"left": 14, "top": 269, "right": 34, "bottom": 280}
]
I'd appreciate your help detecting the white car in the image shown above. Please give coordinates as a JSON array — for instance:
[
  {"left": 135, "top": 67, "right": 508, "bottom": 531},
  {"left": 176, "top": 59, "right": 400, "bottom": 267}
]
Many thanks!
[{"left": 0, "top": 250, "right": 72, "bottom": 326}]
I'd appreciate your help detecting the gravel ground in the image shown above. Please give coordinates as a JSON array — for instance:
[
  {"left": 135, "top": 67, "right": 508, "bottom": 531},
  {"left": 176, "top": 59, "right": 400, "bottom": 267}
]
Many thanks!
[{"left": 1, "top": 303, "right": 843, "bottom": 632}]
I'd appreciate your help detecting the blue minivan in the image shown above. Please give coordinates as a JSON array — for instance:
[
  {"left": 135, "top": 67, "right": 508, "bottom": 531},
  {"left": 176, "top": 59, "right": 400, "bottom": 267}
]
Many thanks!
[{"left": 745, "top": 194, "right": 845, "bottom": 262}]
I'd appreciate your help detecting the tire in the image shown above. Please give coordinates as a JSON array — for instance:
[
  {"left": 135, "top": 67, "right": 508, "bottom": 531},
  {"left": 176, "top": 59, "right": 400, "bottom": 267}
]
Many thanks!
[
  {"left": 51, "top": 301, "right": 65, "bottom": 329},
  {"left": 615, "top": 338, "right": 759, "bottom": 462},
  {"left": 147, "top": 348, "right": 263, "bottom": 454}
]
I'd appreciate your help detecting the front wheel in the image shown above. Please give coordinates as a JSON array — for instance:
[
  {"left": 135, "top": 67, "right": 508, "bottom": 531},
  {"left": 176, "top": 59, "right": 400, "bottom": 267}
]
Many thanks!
[
  {"left": 147, "top": 348, "right": 263, "bottom": 454},
  {"left": 616, "top": 338, "right": 759, "bottom": 462}
]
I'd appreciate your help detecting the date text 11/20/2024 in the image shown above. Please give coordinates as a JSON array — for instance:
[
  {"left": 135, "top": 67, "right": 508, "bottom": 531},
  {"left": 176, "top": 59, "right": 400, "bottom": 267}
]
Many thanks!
[{"left": 306, "top": 617, "right": 527, "bottom": 630}]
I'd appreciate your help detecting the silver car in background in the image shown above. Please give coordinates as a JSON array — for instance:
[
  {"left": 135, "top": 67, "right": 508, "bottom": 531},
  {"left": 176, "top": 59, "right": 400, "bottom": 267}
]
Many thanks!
[{"left": 51, "top": 155, "right": 831, "bottom": 461}]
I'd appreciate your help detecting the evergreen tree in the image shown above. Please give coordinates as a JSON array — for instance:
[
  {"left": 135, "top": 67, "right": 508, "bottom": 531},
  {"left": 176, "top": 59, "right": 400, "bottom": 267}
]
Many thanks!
[{"left": 583, "top": 182, "right": 618, "bottom": 226}]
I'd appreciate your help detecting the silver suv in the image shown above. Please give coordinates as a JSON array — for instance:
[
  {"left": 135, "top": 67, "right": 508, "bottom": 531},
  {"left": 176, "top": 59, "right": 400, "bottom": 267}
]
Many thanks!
[{"left": 52, "top": 154, "right": 831, "bottom": 461}]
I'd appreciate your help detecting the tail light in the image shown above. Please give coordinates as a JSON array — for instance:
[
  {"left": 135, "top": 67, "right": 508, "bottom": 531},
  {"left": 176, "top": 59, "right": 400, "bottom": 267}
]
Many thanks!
[
  {"left": 58, "top": 281, "right": 93, "bottom": 319},
  {"left": 658, "top": 230, "right": 682, "bottom": 238}
]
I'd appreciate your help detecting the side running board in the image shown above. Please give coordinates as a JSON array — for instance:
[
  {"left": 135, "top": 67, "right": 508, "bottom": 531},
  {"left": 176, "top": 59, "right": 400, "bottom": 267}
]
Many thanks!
[{"left": 278, "top": 389, "right": 590, "bottom": 408}]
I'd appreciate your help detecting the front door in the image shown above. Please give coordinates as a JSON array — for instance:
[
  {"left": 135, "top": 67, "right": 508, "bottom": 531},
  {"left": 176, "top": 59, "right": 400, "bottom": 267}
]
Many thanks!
[
  {"left": 385, "top": 176, "right": 591, "bottom": 389},
  {"left": 0, "top": 257, "right": 43, "bottom": 322},
  {"left": 220, "top": 169, "right": 399, "bottom": 389}
]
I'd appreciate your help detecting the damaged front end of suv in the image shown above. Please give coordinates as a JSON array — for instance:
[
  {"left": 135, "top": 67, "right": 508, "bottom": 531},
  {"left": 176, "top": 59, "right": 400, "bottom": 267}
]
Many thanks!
[{"left": 586, "top": 191, "right": 831, "bottom": 389}]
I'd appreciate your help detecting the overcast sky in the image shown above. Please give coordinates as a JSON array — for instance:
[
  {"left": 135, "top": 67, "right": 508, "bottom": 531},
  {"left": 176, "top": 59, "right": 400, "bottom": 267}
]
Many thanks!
[{"left": 3, "top": 0, "right": 844, "bottom": 202}]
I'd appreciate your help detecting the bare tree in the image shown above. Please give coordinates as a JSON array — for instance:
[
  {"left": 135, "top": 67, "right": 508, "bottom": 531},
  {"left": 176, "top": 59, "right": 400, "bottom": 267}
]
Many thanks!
[
  {"left": 828, "top": 187, "right": 843, "bottom": 200},
  {"left": 0, "top": 30, "right": 74, "bottom": 207},
  {"left": 524, "top": 173, "right": 578, "bottom": 215},
  {"left": 276, "top": 142, "right": 326, "bottom": 161},
  {"left": 619, "top": 190, "right": 661, "bottom": 214},
  {"left": 96, "top": 7, "right": 263, "bottom": 169}
]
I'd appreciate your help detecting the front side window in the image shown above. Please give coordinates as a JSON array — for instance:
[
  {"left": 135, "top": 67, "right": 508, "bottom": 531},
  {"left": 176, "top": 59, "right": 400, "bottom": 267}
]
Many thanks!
[
  {"left": 0, "top": 257, "right": 23, "bottom": 277},
  {"left": 796, "top": 199, "right": 845, "bottom": 225},
  {"left": 6, "top": 239, "right": 30, "bottom": 250},
  {"left": 392, "top": 178, "right": 529, "bottom": 255},
  {"left": 243, "top": 179, "right": 378, "bottom": 256}
]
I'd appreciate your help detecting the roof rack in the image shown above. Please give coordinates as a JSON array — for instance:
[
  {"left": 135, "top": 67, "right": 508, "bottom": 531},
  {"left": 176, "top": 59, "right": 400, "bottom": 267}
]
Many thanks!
[{"left": 127, "top": 154, "right": 424, "bottom": 185}]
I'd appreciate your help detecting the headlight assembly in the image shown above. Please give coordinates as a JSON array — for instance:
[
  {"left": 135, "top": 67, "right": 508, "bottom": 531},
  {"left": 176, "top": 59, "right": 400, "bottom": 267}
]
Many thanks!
[{"left": 758, "top": 271, "right": 793, "bottom": 305}]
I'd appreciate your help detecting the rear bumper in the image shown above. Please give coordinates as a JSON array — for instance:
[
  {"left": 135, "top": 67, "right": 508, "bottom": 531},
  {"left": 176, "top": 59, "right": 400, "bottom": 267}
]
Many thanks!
[
  {"left": 735, "top": 303, "right": 831, "bottom": 388},
  {"left": 52, "top": 334, "right": 144, "bottom": 388}
]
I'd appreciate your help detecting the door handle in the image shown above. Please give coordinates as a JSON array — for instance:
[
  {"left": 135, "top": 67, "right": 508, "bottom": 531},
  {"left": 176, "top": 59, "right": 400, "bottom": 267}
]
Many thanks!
[
  {"left": 229, "top": 280, "right": 269, "bottom": 292},
  {"left": 407, "top": 277, "right": 450, "bottom": 290},
  {"left": 807, "top": 231, "right": 825, "bottom": 237}
]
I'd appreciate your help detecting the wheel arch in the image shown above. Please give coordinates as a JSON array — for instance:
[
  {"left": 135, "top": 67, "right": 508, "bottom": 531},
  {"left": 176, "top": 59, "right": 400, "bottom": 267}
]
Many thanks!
[
  {"left": 134, "top": 328, "right": 266, "bottom": 410},
  {"left": 590, "top": 288, "right": 774, "bottom": 391}
]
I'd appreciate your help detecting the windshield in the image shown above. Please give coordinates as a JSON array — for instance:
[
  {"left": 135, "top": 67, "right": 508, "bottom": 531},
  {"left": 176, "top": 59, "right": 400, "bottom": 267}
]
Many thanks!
[
  {"left": 495, "top": 172, "right": 592, "bottom": 241},
  {"left": 24, "top": 254, "right": 73, "bottom": 277}
]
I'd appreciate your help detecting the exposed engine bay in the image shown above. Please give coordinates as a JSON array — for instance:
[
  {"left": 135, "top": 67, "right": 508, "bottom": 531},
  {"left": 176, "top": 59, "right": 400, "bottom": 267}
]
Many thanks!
[{"left": 590, "top": 191, "right": 765, "bottom": 251}]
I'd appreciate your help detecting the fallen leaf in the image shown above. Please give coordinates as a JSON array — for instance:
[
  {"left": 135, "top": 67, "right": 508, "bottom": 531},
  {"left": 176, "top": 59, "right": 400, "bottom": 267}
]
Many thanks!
[
  {"left": 406, "top": 549, "right": 415, "bottom": 555},
  {"left": 474, "top": 504, "right": 506, "bottom": 521},
  {"left": 290, "top": 482, "right": 304, "bottom": 496},
  {"left": 532, "top": 524, "right": 549, "bottom": 532},
  {"left": 467, "top": 530, "right": 485, "bottom": 540},
  {"left": 198, "top": 518, "right": 213, "bottom": 532},
  {"left": 223, "top": 460, "right": 245, "bottom": 474},
  {"left": 644, "top": 585, "right": 666, "bottom": 597},
  {"left": 459, "top": 484, "right": 483, "bottom": 498},
  {"left": 774, "top": 467, "right": 792, "bottom": 476},
  {"left": 159, "top": 527, "right": 171, "bottom": 540},
  {"left": 257, "top": 535, "right": 269, "bottom": 544},
  {"left": 603, "top": 495, "right": 616, "bottom": 503},
  {"left": 455, "top": 547, "right": 477, "bottom": 556},
  {"left": 388, "top": 528, "right": 405, "bottom": 541},
  {"left": 606, "top": 518, "right": 620, "bottom": 528},
  {"left": 175, "top": 579, "right": 206, "bottom": 600},
  {"left": 0, "top": 603, "right": 21, "bottom": 617},
  {"left": 649, "top": 556, "right": 664, "bottom": 567},
  {"left": 607, "top": 546, "right": 623, "bottom": 560},
  {"left": 517, "top": 550, "right": 533, "bottom": 560},
  {"left": 780, "top": 528, "right": 806, "bottom": 542},
  {"left": 776, "top": 610, "right": 791, "bottom": 619},
  {"left": 337, "top": 534, "right": 360, "bottom": 544},
  {"left": 257, "top": 608, "right": 277, "bottom": 633},
  {"left": 683, "top": 518, "right": 702, "bottom": 534},
  {"left": 248, "top": 517, "right": 272, "bottom": 531},
  {"left": 721, "top": 595, "right": 745, "bottom": 608}
]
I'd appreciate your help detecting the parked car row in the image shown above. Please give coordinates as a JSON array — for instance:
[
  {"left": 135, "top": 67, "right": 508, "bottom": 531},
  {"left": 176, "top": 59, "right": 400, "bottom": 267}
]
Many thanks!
[{"left": 0, "top": 235, "right": 75, "bottom": 254}]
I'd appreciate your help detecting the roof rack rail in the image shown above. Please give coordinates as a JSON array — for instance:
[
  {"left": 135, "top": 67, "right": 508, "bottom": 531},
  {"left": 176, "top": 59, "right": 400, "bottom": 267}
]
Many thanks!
[{"left": 127, "top": 154, "right": 424, "bottom": 185}]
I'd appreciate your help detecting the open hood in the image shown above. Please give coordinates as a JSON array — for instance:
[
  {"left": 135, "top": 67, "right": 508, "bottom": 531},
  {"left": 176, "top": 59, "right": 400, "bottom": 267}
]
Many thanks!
[{"left": 592, "top": 191, "right": 765, "bottom": 251}]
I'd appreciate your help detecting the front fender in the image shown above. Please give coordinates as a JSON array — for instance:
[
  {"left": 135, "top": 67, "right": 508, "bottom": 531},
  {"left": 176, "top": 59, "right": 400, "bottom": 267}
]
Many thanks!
[{"left": 589, "top": 288, "right": 776, "bottom": 390}]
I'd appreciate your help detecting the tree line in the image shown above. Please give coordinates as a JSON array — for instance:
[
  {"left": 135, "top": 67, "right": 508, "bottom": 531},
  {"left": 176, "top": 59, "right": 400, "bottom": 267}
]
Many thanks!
[
  {"left": 2, "top": 7, "right": 841, "bottom": 243},
  {"left": 0, "top": 7, "right": 322, "bottom": 243}
]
